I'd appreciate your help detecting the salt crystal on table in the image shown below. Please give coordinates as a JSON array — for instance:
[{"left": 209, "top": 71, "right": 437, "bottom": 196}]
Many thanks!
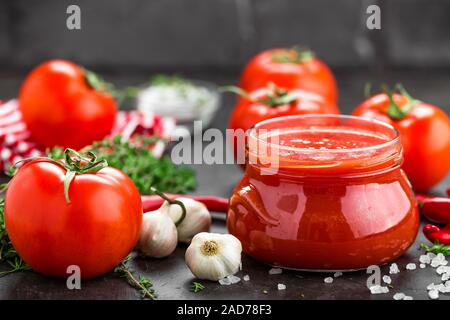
[
  {"left": 436, "top": 266, "right": 450, "bottom": 275},
  {"left": 419, "top": 254, "right": 431, "bottom": 264},
  {"left": 420, "top": 264, "right": 426, "bottom": 269},
  {"left": 431, "top": 254, "right": 447, "bottom": 268},
  {"left": 428, "top": 289, "right": 439, "bottom": 300},
  {"left": 435, "top": 284, "right": 448, "bottom": 293},
  {"left": 228, "top": 275, "right": 241, "bottom": 284},
  {"left": 403, "top": 296, "right": 414, "bottom": 300},
  {"left": 383, "top": 275, "right": 392, "bottom": 284},
  {"left": 441, "top": 273, "right": 450, "bottom": 282},
  {"left": 389, "top": 263, "right": 400, "bottom": 274},
  {"left": 243, "top": 275, "right": 250, "bottom": 281},
  {"left": 439, "top": 285, "right": 450, "bottom": 293},
  {"left": 445, "top": 280, "right": 450, "bottom": 287},
  {"left": 269, "top": 268, "right": 282, "bottom": 275},
  {"left": 333, "top": 272, "right": 343, "bottom": 278},
  {"left": 427, "top": 252, "right": 437, "bottom": 259},
  {"left": 219, "top": 277, "right": 232, "bottom": 285},
  {"left": 277, "top": 283, "right": 286, "bottom": 290},
  {"left": 369, "top": 285, "right": 389, "bottom": 294},
  {"left": 427, "top": 283, "right": 437, "bottom": 290},
  {"left": 393, "top": 293, "right": 405, "bottom": 300},
  {"left": 406, "top": 263, "right": 416, "bottom": 270},
  {"left": 324, "top": 277, "right": 334, "bottom": 284}
]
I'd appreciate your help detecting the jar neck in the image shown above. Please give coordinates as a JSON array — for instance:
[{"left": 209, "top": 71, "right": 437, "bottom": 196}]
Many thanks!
[{"left": 246, "top": 140, "right": 403, "bottom": 177}]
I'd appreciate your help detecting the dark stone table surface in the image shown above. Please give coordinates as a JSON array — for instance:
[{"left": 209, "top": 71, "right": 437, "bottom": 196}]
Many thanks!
[{"left": 0, "top": 69, "right": 448, "bottom": 300}]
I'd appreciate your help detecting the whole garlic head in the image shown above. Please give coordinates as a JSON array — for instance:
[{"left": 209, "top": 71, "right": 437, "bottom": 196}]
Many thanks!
[
  {"left": 163, "top": 198, "right": 212, "bottom": 243},
  {"left": 185, "top": 232, "right": 242, "bottom": 281},
  {"left": 138, "top": 211, "right": 178, "bottom": 258}
]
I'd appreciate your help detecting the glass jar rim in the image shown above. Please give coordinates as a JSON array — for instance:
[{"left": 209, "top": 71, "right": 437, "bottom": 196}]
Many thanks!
[{"left": 248, "top": 114, "right": 400, "bottom": 155}]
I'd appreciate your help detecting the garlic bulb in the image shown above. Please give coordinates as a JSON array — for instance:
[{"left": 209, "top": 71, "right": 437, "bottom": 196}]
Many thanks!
[
  {"left": 163, "top": 197, "right": 212, "bottom": 243},
  {"left": 138, "top": 210, "right": 178, "bottom": 258},
  {"left": 185, "top": 232, "right": 242, "bottom": 281}
]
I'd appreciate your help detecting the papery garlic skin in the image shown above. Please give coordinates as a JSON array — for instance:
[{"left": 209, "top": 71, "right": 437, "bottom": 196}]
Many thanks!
[
  {"left": 164, "top": 198, "right": 212, "bottom": 243},
  {"left": 138, "top": 211, "right": 178, "bottom": 258},
  {"left": 185, "top": 232, "right": 242, "bottom": 281}
]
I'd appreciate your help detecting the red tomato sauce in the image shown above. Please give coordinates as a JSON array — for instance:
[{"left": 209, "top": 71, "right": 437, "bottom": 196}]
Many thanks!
[{"left": 228, "top": 115, "right": 419, "bottom": 271}]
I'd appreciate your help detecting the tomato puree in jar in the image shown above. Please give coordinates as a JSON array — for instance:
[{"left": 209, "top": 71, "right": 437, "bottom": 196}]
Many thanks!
[{"left": 228, "top": 115, "right": 419, "bottom": 271}]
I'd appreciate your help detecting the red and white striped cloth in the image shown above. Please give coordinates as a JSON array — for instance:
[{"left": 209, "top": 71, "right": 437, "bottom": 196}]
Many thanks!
[{"left": 0, "top": 99, "right": 175, "bottom": 170}]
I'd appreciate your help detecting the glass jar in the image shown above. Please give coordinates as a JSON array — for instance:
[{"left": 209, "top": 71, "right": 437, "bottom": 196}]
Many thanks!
[{"left": 228, "top": 115, "right": 419, "bottom": 271}]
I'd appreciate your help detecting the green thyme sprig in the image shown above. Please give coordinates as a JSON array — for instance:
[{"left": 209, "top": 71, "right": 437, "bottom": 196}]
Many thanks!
[
  {"left": 420, "top": 243, "right": 450, "bottom": 256},
  {"left": 48, "top": 135, "right": 196, "bottom": 194},
  {"left": 0, "top": 199, "right": 31, "bottom": 277},
  {"left": 191, "top": 281, "right": 205, "bottom": 293},
  {"left": 114, "top": 255, "right": 156, "bottom": 300}
]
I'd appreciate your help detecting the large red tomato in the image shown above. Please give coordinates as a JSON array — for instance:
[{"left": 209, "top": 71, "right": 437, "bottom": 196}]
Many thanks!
[
  {"left": 240, "top": 48, "right": 338, "bottom": 103},
  {"left": 19, "top": 60, "right": 117, "bottom": 149},
  {"left": 352, "top": 87, "right": 450, "bottom": 192},
  {"left": 5, "top": 150, "right": 142, "bottom": 279},
  {"left": 228, "top": 84, "right": 340, "bottom": 163},
  {"left": 229, "top": 84, "right": 339, "bottom": 133}
]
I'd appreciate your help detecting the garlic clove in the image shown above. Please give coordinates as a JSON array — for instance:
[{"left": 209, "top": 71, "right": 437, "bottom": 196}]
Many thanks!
[
  {"left": 185, "top": 232, "right": 242, "bottom": 281},
  {"left": 138, "top": 211, "right": 178, "bottom": 258},
  {"left": 165, "top": 198, "right": 212, "bottom": 243}
]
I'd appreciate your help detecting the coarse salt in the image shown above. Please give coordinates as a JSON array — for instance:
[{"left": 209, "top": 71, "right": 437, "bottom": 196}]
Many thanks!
[
  {"left": 393, "top": 293, "right": 405, "bottom": 300},
  {"left": 219, "top": 277, "right": 232, "bottom": 285},
  {"left": 403, "top": 296, "right": 413, "bottom": 300},
  {"left": 243, "top": 275, "right": 250, "bottom": 281},
  {"left": 389, "top": 263, "right": 400, "bottom": 274},
  {"left": 369, "top": 285, "right": 389, "bottom": 294},
  {"left": 431, "top": 254, "right": 448, "bottom": 268},
  {"left": 427, "top": 252, "right": 437, "bottom": 259},
  {"left": 219, "top": 275, "right": 240, "bottom": 285},
  {"left": 228, "top": 275, "right": 241, "bottom": 284},
  {"left": 406, "top": 263, "right": 416, "bottom": 270},
  {"left": 420, "top": 264, "right": 426, "bottom": 269},
  {"left": 277, "top": 283, "right": 286, "bottom": 290},
  {"left": 427, "top": 283, "right": 437, "bottom": 290},
  {"left": 382, "top": 275, "right": 392, "bottom": 284},
  {"left": 324, "top": 277, "right": 333, "bottom": 284},
  {"left": 269, "top": 268, "right": 283, "bottom": 275},
  {"left": 436, "top": 266, "right": 450, "bottom": 275},
  {"left": 419, "top": 254, "right": 431, "bottom": 264},
  {"left": 333, "top": 272, "right": 343, "bottom": 278},
  {"left": 428, "top": 289, "right": 439, "bottom": 300}
]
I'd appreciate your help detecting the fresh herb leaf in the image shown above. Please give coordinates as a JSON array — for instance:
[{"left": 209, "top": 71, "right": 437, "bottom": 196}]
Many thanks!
[
  {"left": 191, "top": 281, "right": 205, "bottom": 293},
  {"left": 0, "top": 199, "right": 31, "bottom": 277},
  {"left": 420, "top": 243, "right": 450, "bottom": 256},
  {"left": 151, "top": 74, "right": 191, "bottom": 87},
  {"left": 114, "top": 255, "right": 156, "bottom": 300},
  {"left": 48, "top": 135, "right": 196, "bottom": 194}
]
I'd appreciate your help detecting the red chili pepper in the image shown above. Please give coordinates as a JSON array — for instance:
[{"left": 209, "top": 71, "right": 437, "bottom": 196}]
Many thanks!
[
  {"left": 417, "top": 196, "right": 450, "bottom": 224},
  {"left": 423, "top": 224, "right": 450, "bottom": 245},
  {"left": 141, "top": 194, "right": 228, "bottom": 213}
]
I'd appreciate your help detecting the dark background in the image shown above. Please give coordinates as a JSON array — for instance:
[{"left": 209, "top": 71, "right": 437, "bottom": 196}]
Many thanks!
[
  {"left": 1, "top": 0, "right": 450, "bottom": 71},
  {"left": 0, "top": 0, "right": 450, "bottom": 114},
  {"left": 0, "top": 0, "right": 449, "bottom": 300}
]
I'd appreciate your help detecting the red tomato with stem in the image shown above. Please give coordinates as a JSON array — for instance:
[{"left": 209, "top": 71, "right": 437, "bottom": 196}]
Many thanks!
[
  {"left": 19, "top": 60, "right": 117, "bottom": 149},
  {"left": 227, "top": 83, "right": 340, "bottom": 163},
  {"left": 352, "top": 85, "right": 450, "bottom": 192},
  {"left": 240, "top": 47, "right": 338, "bottom": 103},
  {"left": 5, "top": 149, "right": 142, "bottom": 279},
  {"left": 228, "top": 84, "right": 340, "bottom": 133}
]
